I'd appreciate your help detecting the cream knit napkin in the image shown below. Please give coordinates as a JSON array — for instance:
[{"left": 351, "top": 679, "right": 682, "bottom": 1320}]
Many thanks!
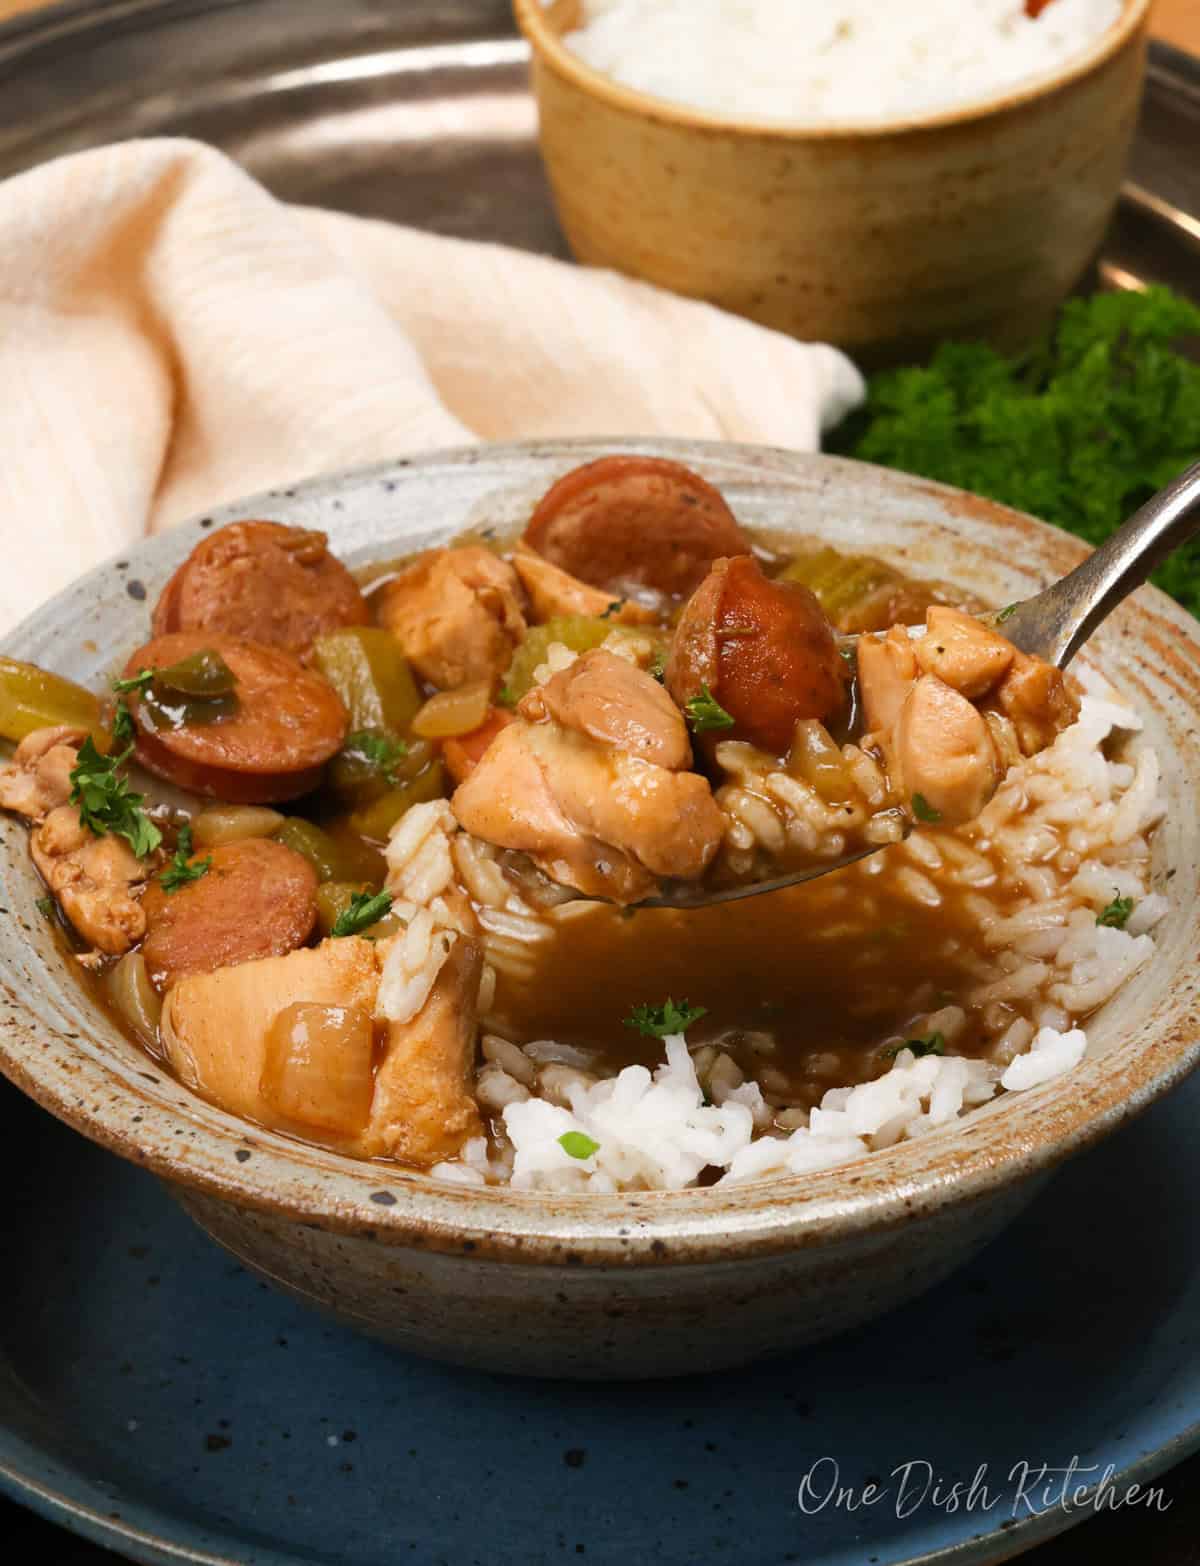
[{"left": 0, "top": 138, "right": 864, "bottom": 634}]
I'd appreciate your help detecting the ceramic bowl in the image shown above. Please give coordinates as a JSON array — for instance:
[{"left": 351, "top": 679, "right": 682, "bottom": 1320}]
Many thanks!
[
  {"left": 514, "top": 0, "right": 1152, "bottom": 364},
  {"left": 1, "top": 439, "right": 1198, "bottom": 1380}
]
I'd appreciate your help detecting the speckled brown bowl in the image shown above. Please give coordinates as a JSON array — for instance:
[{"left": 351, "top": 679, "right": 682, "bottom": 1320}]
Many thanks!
[
  {"left": 0, "top": 440, "right": 1197, "bottom": 1379},
  {"left": 515, "top": 0, "right": 1152, "bottom": 363}
]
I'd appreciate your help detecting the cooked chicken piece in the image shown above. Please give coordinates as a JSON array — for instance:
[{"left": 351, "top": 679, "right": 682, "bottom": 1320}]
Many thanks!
[
  {"left": 856, "top": 626, "right": 918, "bottom": 736},
  {"left": 893, "top": 675, "right": 1000, "bottom": 827},
  {"left": 913, "top": 607, "right": 1014, "bottom": 699},
  {"left": 164, "top": 930, "right": 483, "bottom": 1167},
  {"left": 31, "top": 804, "right": 151, "bottom": 954},
  {"left": 162, "top": 937, "right": 379, "bottom": 1129},
  {"left": 519, "top": 649, "right": 691, "bottom": 770},
  {"left": 512, "top": 544, "right": 657, "bottom": 627},
  {"left": 995, "top": 650, "right": 1080, "bottom": 756},
  {"left": 452, "top": 719, "right": 724, "bottom": 903},
  {"left": 363, "top": 936, "right": 484, "bottom": 1165},
  {"left": 0, "top": 725, "right": 86, "bottom": 822},
  {"left": 452, "top": 719, "right": 635, "bottom": 896},
  {"left": 374, "top": 545, "right": 527, "bottom": 689}
]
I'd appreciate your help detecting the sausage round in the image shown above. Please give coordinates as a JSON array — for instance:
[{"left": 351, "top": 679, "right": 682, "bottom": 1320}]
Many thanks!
[
  {"left": 523, "top": 456, "right": 749, "bottom": 599},
  {"left": 124, "top": 632, "right": 348, "bottom": 803},
  {"left": 153, "top": 521, "right": 369, "bottom": 657},
  {"left": 666, "top": 556, "right": 846, "bottom": 755},
  {"left": 141, "top": 837, "right": 318, "bottom": 989}
]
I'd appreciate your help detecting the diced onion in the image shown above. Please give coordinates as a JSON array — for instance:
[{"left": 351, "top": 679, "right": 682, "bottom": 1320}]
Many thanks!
[
  {"left": 103, "top": 951, "right": 163, "bottom": 1051},
  {"left": 411, "top": 681, "right": 492, "bottom": 739},
  {"left": 191, "top": 804, "right": 284, "bottom": 849},
  {"left": 260, "top": 1001, "right": 376, "bottom": 1135}
]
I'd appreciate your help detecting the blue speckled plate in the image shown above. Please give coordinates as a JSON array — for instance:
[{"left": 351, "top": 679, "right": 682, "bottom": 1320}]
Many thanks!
[{"left": 1, "top": 1061, "right": 1197, "bottom": 1566}]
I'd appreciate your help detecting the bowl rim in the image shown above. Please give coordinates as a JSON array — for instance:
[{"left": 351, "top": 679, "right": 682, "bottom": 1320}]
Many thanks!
[
  {"left": 1, "top": 436, "right": 1198, "bottom": 1268},
  {"left": 513, "top": 0, "right": 1152, "bottom": 140}
]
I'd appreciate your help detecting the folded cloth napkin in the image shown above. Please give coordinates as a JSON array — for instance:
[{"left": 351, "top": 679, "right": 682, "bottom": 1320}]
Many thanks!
[{"left": 0, "top": 138, "right": 863, "bottom": 635}]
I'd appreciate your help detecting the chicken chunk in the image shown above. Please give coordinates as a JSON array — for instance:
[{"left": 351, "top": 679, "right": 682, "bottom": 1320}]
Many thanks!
[
  {"left": 995, "top": 650, "right": 1080, "bottom": 756},
  {"left": 913, "top": 607, "right": 1014, "bottom": 699},
  {"left": 0, "top": 725, "right": 86, "bottom": 822},
  {"left": 163, "top": 931, "right": 483, "bottom": 1167},
  {"left": 31, "top": 804, "right": 152, "bottom": 954},
  {"left": 363, "top": 936, "right": 484, "bottom": 1165},
  {"left": 452, "top": 719, "right": 724, "bottom": 903},
  {"left": 161, "top": 937, "right": 379, "bottom": 1129},
  {"left": 512, "top": 545, "right": 657, "bottom": 627},
  {"left": 856, "top": 626, "right": 918, "bottom": 737},
  {"left": 374, "top": 546, "right": 527, "bottom": 689},
  {"left": 519, "top": 650, "right": 691, "bottom": 770},
  {"left": 893, "top": 676, "right": 1000, "bottom": 827}
]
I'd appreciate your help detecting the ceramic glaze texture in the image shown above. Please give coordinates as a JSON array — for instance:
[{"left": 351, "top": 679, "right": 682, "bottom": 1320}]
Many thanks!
[
  {"left": 0, "top": 441, "right": 1198, "bottom": 1379},
  {"left": 515, "top": 0, "right": 1151, "bottom": 363}
]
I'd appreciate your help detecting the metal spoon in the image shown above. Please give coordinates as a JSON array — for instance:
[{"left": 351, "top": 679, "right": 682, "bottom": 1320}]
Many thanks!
[{"left": 635, "top": 458, "right": 1200, "bottom": 910}]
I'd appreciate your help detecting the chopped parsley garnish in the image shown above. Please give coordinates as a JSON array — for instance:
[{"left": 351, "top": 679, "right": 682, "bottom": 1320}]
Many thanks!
[
  {"left": 884, "top": 1032, "right": 946, "bottom": 1060},
  {"left": 648, "top": 650, "right": 667, "bottom": 684},
  {"left": 345, "top": 729, "right": 409, "bottom": 784},
  {"left": 600, "top": 600, "right": 626, "bottom": 620},
  {"left": 558, "top": 1131, "right": 600, "bottom": 1160},
  {"left": 625, "top": 998, "right": 708, "bottom": 1039},
  {"left": 35, "top": 896, "right": 54, "bottom": 919},
  {"left": 912, "top": 792, "right": 942, "bottom": 824},
  {"left": 496, "top": 683, "right": 515, "bottom": 707},
  {"left": 685, "top": 684, "right": 735, "bottom": 733},
  {"left": 110, "top": 699, "right": 136, "bottom": 747},
  {"left": 996, "top": 603, "right": 1019, "bottom": 623},
  {"left": 159, "top": 825, "right": 212, "bottom": 894},
  {"left": 1097, "top": 894, "right": 1135, "bottom": 930},
  {"left": 68, "top": 737, "right": 162, "bottom": 859},
  {"left": 828, "top": 287, "right": 1200, "bottom": 618},
  {"left": 331, "top": 888, "right": 394, "bottom": 938},
  {"left": 112, "top": 668, "right": 153, "bottom": 694}
]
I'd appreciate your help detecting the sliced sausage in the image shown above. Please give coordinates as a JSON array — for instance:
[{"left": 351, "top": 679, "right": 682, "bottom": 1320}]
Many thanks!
[
  {"left": 153, "top": 521, "right": 369, "bottom": 657},
  {"left": 523, "top": 456, "right": 749, "bottom": 599},
  {"left": 124, "top": 632, "right": 347, "bottom": 803},
  {"left": 666, "top": 556, "right": 847, "bottom": 756},
  {"left": 141, "top": 836, "right": 319, "bottom": 989}
]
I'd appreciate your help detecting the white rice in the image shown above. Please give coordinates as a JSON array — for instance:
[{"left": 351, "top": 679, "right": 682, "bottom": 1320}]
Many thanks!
[
  {"left": 562, "top": 0, "right": 1123, "bottom": 125},
  {"left": 377, "top": 800, "right": 487, "bottom": 1024}
]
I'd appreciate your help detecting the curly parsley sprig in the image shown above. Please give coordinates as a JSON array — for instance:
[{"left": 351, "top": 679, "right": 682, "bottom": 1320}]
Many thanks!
[
  {"left": 625, "top": 998, "right": 708, "bottom": 1039},
  {"left": 159, "top": 825, "right": 212, "bottom": 894},
  {"left": 684, "top": 684, "right": 734, "bottom": 734},
  {"left": 830, "top": 287, "right": 1200, "bottom": 618},
  {"left": 331, "top": 888, "right": 394, "bottom": 938},
  {"left": 883, "top": 1032, "right": 946, "bottom": 1061},
  {"left": 345, "top": 729, "right": 409, "bottom": 786},
  {"left": 68, "top": 737, "right": 161, "bottom": 859},
  {"left": 1097, "top": 894, "right": 1134, "bottom": 930}
]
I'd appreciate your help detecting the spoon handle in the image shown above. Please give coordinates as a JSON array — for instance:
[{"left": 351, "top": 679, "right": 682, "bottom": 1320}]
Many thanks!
[{"left": 1001, "top": 458, "right": 1200, "bottom": 668}]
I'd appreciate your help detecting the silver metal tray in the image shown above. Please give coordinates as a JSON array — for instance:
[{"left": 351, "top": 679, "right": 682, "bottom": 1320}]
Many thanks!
[{"left": 2, "top": 0, "right": 1199, "bottom": 306}]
